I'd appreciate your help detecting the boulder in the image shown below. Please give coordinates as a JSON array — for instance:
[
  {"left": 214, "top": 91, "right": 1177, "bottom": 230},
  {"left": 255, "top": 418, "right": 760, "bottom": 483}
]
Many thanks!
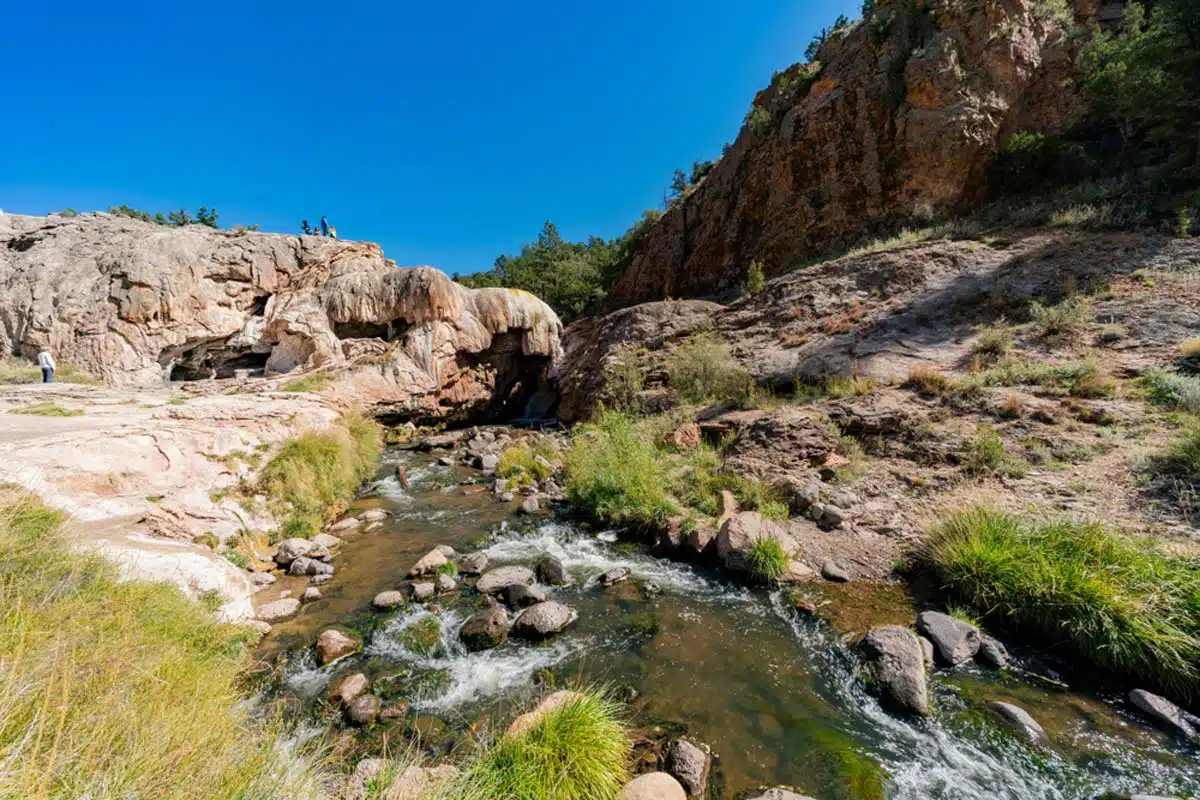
[
  {"left": 978, "top": 635, "right": 1009, "bottom": 669},
  {"left": 479, "top": 453, "right": 499, "bottom": 472},
  {"left": 435, "top": 574, "right": 457, "bottom": 594},
  {"left": 408, "top": 548, "right": 448, "bottom": 577},
  {"left": 435, "top": 544, "right": 456, "bottom": 558},
  {"left": 600, "top": 567, "right": 631, "bottom": 587},
  {"left": 916, "top": 611, "right": 981, "bottom": 666},
  {"left": 536, "top": 554, "right": 571, "bottom": 586},
  {"left": 274, "top": 537, "right": 315, "bottom": 565},
  {"left": 619, "top": 772, "right": 686, "bottom": 800},
  {"left": 410, "top": 582, "right": 435, "bottom": 601},
  {"left": 918, "top": 636, "right": 934, "bottom": 668},
  {"left": 820, "top": 504, "right": 847, "bottom": 528},
  {"left": 311, "top": 573, "right": 334, "bottom": 585},
  {"left": 686, "top": 524, "right": 717, "bottom": 557},
  {"left": 330, "top": 672, "right": 369, "bottom": 706},
  {"left": 820, "top": 560, "right": 849, "bottom": 582},
  {"left": 302, "top": 587, "right": 322, "bottom": 602},
  {"left": 316, "top": 629, "right": 360, "bottom": 665},
  {"left": 987, "top": 701, "right": 1048, "bottom": 746},
  {"left": 345, "top": 694, "right": 381, "bottom": 726},
  {"left": 361, "top": 509, "right": 389, "bottom": 522},
  {"left": 459, "top": 552, "right": 489, "bottom": 575},
  {"left": 329, "top": 517, "right": 362, "bottom": 532},
  {"left": 251, "top": 572, "right": 277, "bottom": 587},
  {"left": 670, "top": 423, "right": 702, "bottom": 450},
  {"left": 716, "top": 511, "right": 797, "bottom": 573},
  {"left": 791, "top": 482, "right": 822, "bottom": 512},
  {"left": 519, "top": 495, "right": 540, "bottom": 515},
  {"left": 859, "top": 626, "right": 930, "bottom": 716},
  {"left": 372, "top": 590, "right": 405, "bottom": 610},
  {"left": 513, "top": 601, "right": 576, "bottom": 639},
  {"left": 504, "top": 582, "right": 548, "bottom": 608},
  {"left": 460, "top": 605, "right": 509, "bottom": 651},
  {"left": 256, "top": 598, "right": 300, "bottom": 622},
  {"left": 476, "top": 566, "right": 535, "bottom": 595},
  {"left": 288, "top": 556, "right": 334, "bottom": 577},
  {"left": 668, "top": 739, "right": 711, "bottom": 797},
  {"left": 312, "top": 533, "right": 342, "bottom": 550},
  {"left": 1129, "top": 689, "right": 1198, "bottom": 741},
  {"left": 507, "top": 690, "right": 586, "bottom": 736}
]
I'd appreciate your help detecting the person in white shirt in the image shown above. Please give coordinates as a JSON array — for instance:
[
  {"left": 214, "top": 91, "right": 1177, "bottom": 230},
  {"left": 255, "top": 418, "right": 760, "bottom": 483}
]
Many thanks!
[{"left": 37, "top": 350, "right": 56, "bottom": 383}]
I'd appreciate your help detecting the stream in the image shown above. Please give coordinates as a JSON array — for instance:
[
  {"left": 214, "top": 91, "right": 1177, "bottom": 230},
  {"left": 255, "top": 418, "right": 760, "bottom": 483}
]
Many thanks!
[{"left": 260, "top": 448, "right": 1200, "bottom": 799}]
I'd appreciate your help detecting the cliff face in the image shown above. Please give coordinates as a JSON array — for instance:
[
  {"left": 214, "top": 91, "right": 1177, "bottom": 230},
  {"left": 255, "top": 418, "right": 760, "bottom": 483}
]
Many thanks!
[
  {"left": 0, "top": 213, "right": 561, "bottom": 421},
  {"left": 611, "top": 0, "right": 1090, "bottom": 304}
]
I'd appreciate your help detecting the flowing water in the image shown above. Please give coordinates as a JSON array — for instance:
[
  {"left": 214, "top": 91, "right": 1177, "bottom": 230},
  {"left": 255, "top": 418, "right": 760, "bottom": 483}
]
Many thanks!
[{"left": 260, "top": 449, "right": 1200, "bottom": 799}]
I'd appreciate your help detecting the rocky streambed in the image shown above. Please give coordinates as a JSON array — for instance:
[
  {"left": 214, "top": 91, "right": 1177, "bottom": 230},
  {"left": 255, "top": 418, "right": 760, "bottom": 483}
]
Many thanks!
[{"left": 253, "top": 443, "right": 1200, "bottom": 799}]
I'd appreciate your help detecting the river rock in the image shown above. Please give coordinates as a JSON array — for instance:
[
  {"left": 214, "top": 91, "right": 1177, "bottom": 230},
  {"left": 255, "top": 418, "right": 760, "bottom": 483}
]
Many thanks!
[
  {"left": 687, "top": 523, "right": 718, "bottom": 557},
  {"left": 361, "top": 509, "right": 389, "bottom": 522},
  {"left": 1129, "top": 689, "right": 1198, "bottom": 741},
  {"left": 859, "top": 625, "right": 930, "bottom": 716},
  {"left": 384, "top": 765, "right": 459, "bottom": 800},
  {"left": 513, "top": 601, "right": 576, "bottom": 639},
  {"left": 478, "top": 453, "right": 499, "bottom": 472},
  {"left": 459, "top": 552, "right": 489, "bottom": 574},
  {"left": 408, "top": 547, "right": 448, "bottom": 576},
  {"left": 504, "top": 582, "right": 548, "bottom": 608},
  {"left": 916, "top": 611, "right": 981, "bottom": 666},
  {"left": 619, "top": 772, "right": 686, "bottom": 800},
  {"left": 311, "top": 573, "right": 333, "bottom": 585},
  {"left": 312, "top": 533, "right": 342, "bottom": 550},
  {"left": 435, "top": 544, "right": 456, "bottom": 557},
  {"left": 251, "top": 572, "right": 277, "bottom": 588},
  {"left": 820, "top": 560, "right": 849, "bottom": 582},
  {"left": 988, "top": 701, "right": 1048, "bottom": 746},
  {"left": 410, "top": 582, "right": 435, "bottom": 601},
  {"left": 436, "top": 574, "right": 457, "bottom": 594},
  {"left": 274, "top": 537, "right": 316, "bottom": 565},
  {"left": 501, "top": 491, "right": 515, "bottom": 502},
  {"left": 256, "top": 598, "right": 300, "bottom": 622},
  {"left": 346, "top": 694, "right": 381, "bottom": 726},
  {"left": 396, "top": 465, "right": 409, "bottom": 487},
  {"left": 373, "top": 590, "right": 405, "bottom": 610},
  {"left": 519, "top": 495, "right": 540, "bottom": 514},
  {"left": 918, "top": 636, "right": 934, "bottom": 667},
  {"left": 716, "top": 511, "right": 797, "bottom": 573},
  {"left": 330, "top": 672, "right": 369, "bottom": 706},
  {"left": 316, "top": 629, "right": 360, "bottom": 665},
  {"left": 668, "top": 739, "right": 711, "bottom": 797},
  {"left": 978, "top": 635, "right": 1009, "bottom": 669},
  {"left": 460, "top": 605, "right": 509, "bottom": 651},
  {"left": 289, "top": 556, "right": 333, "bottom": 577},
  {"left": 476, "top": 566, "right": 535, "bottom": 595},
  {"left": 536, "top": 554, "right": 570, "bottom": 586},
  {"left": 507, "top": 690, "right": 586, "bottom": 736},
  {"left": 600, "top": 567, "right": 631, "bottom": 586},
  {"left": 742, "top": 791, "right": 818, "bottom": 800},
  {"left": 302, "top": 587, "right": 321, "bottom": 602},
  {"left": 329, "top": 517, "right": 362, "bottom": 532}
]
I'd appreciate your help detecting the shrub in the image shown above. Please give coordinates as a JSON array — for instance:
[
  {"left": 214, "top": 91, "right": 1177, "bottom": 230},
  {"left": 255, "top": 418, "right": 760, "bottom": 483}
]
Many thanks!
[
  {"left": 927, "top": 508, "right": 1200, "bottom": 700},
  {"left": 744, "top": 260, "right": 767, "bottom": 296},
  {"left": 956, "top": 356, "right": 1114, "bottom": 398},
  {"left": 281, "top": 516, "right": 318, "bottom": 539},
  {"left": 973, "top": 323, "right": 1014, "bottom": 359},
  {"left": 667, "top": 334, "right": 754, "bottom": 406},
  {"left": 794, "top": 374, "right": 877, "bottom": 402},
  {"left": 1180, "top": 337, "right": 1200, "bottom": 359},
  {"left": 1143, "top": 368, "right": 1200, "bottom": 412},
  {"left": 497, "top": 443, "right": 553, "bottom": 484},
  {"left": 449, "top": 690, "right": 630, "bottom": 800},
  {"left": 745, "top": 105, "right": 772, "bottom": 134},
  {"left": 999, "top": 393, "right": 1024, "bottom": 418},
  {"left": 603, "top": 348, "right": 644, "bottom": 410},
  {"left": 565, "top": 408, "right": 674, "bottom": 526},
  {"left": 747, "top": 537, "right": 789, "bottom": 585},
  {"left": 1029, "top": 296, "right": 1093, "bottom": 339},
  {"left": 962, "top": 424, "right": 1028, "bottom": 478},
  {"left": 281, "top": 371, "right": 331, "bottom": 393},
  {"left": 0, "top": 487, "right": 324, "bottom": 797},
  {"left": 904, "top": 365, "right": 951, "bottom": 396},
  {"left": 1153, "top": 426, "right": 1200, "bottom": 483}
]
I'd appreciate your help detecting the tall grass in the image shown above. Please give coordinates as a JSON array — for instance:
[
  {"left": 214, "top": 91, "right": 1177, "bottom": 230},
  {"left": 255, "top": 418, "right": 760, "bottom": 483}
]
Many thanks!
[
  {"left": 954, "top": 356, "right": 1114, "bottom": 398},
  {"left": 447, "top": 691, "right": 630, "bottom": 800},
  {"left": 927, "top": 508, "right": 1200, "bottom": 700},
  {"left": 747, "top": 537, "right": 789, "bottom": 585},
  {"left": 1153, "top": 426, "right": 1200, "bottom": 483},
  {"left": 1029, "top": 296, "right": 1093, "bottom": 340},
  {"left": 565, "top": 409, "right": 674, "bottom": 526},
  {"left": 666, "top": 334, "right": 753, "bottom": 406},
  {"left": 0, "top": 486, "right": 325, "bottom": 799}
]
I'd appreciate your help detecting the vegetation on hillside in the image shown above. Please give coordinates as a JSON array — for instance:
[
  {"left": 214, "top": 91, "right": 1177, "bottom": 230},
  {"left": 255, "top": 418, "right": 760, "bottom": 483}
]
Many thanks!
[
  {"left": 0, "top": 357, "right": 101, "bottom": 386},
  {"left": 108, "top": 205, "right": 222, "bottom": 228}
]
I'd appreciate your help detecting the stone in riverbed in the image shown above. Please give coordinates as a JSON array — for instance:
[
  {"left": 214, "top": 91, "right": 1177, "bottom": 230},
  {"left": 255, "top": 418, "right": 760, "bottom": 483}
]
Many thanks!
[
  {"left": 476, "top": 566, "right": 535, "bottom": 595},
  {"left": 312, "top": 533, "right": 342, "bottom": 550},
  {"left": 459, "top": 605, "right": 509, "bottom": 651},
  {"left": 987, "top": 701, "right": 1048, "bottom": 746},
  {"left": 820, "top": 560, "right": 849, "bottom": 582},
  {"left": 916, "top": 611, "right": 980, "bottom": 666},
  {"left": 410, "top": 582, "right": 435, "bottom": 601},
  {"left": 311, "top": 573, "right": 333, "bottom": 585},
  {"left": 435, "top": 574, "right": 457, "bottom": 594},
  {"left": 618, "top": 772, "right": 686, "bottom": 800},
  {"left": 372, "top": 590, "right": 405, "bottom": 610},
  {"left": 328, "top": 517, "right": 362, "bottom": 532},
  {"left": 500, "top": 491, "right": 515, "bottom": 502},
  {"left": 345, "top": 694, "right": 381, "bottom": 726},
  {"left": 918, "top": 636, "right": 934, "bottom": 668},
  {"left": 978, "top": 635, "right": 1009, "bottom": 669},
  {"left": 668, "top": 739, "right": 711, "bottom": 797},
  {"left": 289, "top": 556, "right": 333, "bottom": 577},
  {"left": 361, "top": 508, "right": 389, "bottom": 522},
  {"left": 302, "top": 587, "right": 321, "bottom": 602},
  {"left": 859, "top": 625, "right": 930, "bottom": 716},
  {"left": 1129, "top": 689, "right": 1198, "bottom": 741},
  {"left": 251, "top": 571, "right": 277, "bottom": 587},
  {"left": 504, "top": 582, "right": 548, "bottom": 608},
  {"left": 600, "top": 567, "right": 631, "bottom": 587},
  {"left": 519, "top": 495, "right": 540, "bottom": 514},
  {"left": 330, "top": 672, "right": 369, "bottom": 706},
  {"left": 408, "top": 547, "right": 448, "bottom": 576},
  {"left": 436, "top": 544, "right": 456, "bottom": 557},
  {"left": 316, "top": 629, "right": 360, "bottom": 665},
  {"left": 458, "top": 552, "right": 488, "bottom": 575},
  {"left": 256, "top": 598, "right": 300, "bottom": 622},
  {"left": 478, "top": 453, "right": 499, "bottom": 472},
  {"left": 536, "top": 554, "right": 570, "bottom": 586},
  {"left": 513, "top": 601, "right": 576, "bottom": 639},
  {"left": 274, "top": 537, "right": 316, "bottom": 565},
  {"left": 244, "top": 619, "right": 272, "bottom": 637}
]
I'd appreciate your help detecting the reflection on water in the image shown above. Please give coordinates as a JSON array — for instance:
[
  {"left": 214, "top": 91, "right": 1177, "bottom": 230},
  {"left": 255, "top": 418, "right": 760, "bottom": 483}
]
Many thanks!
[{"left": 263, "top": 450, "right": 1200, "bottom": 799}]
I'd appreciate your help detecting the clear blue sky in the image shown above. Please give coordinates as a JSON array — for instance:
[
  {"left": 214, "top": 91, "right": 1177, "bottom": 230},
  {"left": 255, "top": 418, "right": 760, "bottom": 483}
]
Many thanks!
[{"left": 1, "top": 1, "right": 858, "bottom": 275}]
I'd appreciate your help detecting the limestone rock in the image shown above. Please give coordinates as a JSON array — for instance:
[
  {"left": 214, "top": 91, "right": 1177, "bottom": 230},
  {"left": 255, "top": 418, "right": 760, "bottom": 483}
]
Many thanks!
[
  {"left": 250, "top": 572, "right": 277, "bottom": 587},
  {"left": 435, "top": 574, "right": 457, "bottom": 594},
  {"left": 916, "top": 611, "right": 981, "bottom": 666},
  {"left": 373, "top": 590, "right": 405, "bottom": 610},
  {"left": 716, "top": 511, "right": 798, "bottom": 573},
  {"left": 668, "top": 739, "right": 711, "bottom": 797},
  {"left": 536, "top": 554, "right": 570, "bottom": 586},
  {"left": 301, "top": 587, "right": 321, "bottom": 602},
  {"left": 1129, "top": 689, "right": 1198, "bottom": 741},
  {"left": 346, "top": 694, "right": 381, "bottom": 726},
  {"left": 256, "top": 598, "right": 300, "bottom": 622},
  {"left": 316, "top": 629, "right": 360, "bottom": 665},
  {"left": 504, "top": 582, "right": 548, "bottom": 608},
  {"left": 459, "top": 552, "right": 489, "bottom": 575},
  {"left": 619, "top": 772, "right": 686, "bottom": 800},
  {"left": 361, "top": 509, "right": 389, "bottom": 522},
  {"left": 274, "top": 538, "right": 317, "bottom": 565},
  {"left": 460, "top": 605, "right": 509, "bottom": 651},
  {"left": 513, "top": 601, "right": 576, "bottom": 639},
  {"left": 330, "top": 673, "right": 369, "bottom": 706},
  {"left": 476, "top": 566, "right": 535, "bottom": 595},
  {"left": 988, "top": 701, "right": 1048, "bottom": 746},
  {"left": 288, "top": 556, "right": 333, "bottom": 577},
  {"left": 408, "top": 548, "right": 448, "bottom": 577},
  {"left": 312, "top": 533, "right": 342, "bottom": 550},
  {"left": 410, "top": 582, "right": 435, "bottom": 601},
  {"left": 859, "top": 625, "right": 930, "bottom": 716},
  {"left": 329, "top": 517, "right": 362, "bottom": 533}
]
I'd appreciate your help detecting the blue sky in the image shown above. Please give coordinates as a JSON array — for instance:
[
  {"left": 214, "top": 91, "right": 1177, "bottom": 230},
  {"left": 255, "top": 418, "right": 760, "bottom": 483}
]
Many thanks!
[{"left": 1, "top": 1, "right": 859, "bottom": 275}]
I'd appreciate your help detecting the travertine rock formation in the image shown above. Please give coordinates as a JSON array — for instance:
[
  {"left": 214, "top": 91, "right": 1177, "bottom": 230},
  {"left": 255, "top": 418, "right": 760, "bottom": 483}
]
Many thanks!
[{"left": 0, "top": 213, "right": 561, "bottom": 421}]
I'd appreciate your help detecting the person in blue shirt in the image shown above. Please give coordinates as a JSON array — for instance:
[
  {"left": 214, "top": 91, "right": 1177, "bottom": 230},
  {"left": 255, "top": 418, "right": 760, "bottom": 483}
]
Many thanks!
[{"left": 320, "top": 216, "right": 330, "bottom": 237}]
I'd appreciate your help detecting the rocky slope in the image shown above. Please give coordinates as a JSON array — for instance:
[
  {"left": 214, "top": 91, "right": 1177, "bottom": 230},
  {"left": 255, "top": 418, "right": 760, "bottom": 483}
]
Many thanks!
[
  {"left": 0, "top": 213, "right": 561, "bottom": 422},
  {"left": 611, "top": 0, "right": 1099, "bottom": 304}
]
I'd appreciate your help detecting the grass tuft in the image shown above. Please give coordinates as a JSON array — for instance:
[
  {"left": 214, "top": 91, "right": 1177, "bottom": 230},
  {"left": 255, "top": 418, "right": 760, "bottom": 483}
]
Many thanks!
[
  {"left": 667, "top": 334, "right": 754, "bottom": 406},
  {"left": 746, "top": 537, "right": 789, "bottom": 585},
  {"left": 927, "top": 508, "right": 1200, "bottom": 700},
  {"left": 904, "top": 365, "right": 952, "bottom": 396},
  {"left": 961, "top": 424, "right": 1028, "bottom": 478},
  {"left": 9, "top": 402, "right": 84, "bottom": 417},
  {"left": 1029, "top": 296, "right": 1093, "bottom": 340},
  {"left": 793, "top": 374, "right": 877, "bottom": 402},
  {"left": 973, "top": 322, "right": 1014, "bottom": 359},
  {"left": 1152, "top": 426, "right": 1200, "bottom": 484},
  {"left": 280, "top": 371, "right": 331, "bottom": 393},
  {"left": 1142, "top": 368, "right": 1200, "bottom": 413},
  {"left": 1180, "top": 338, "right": 1200, "bottom": 360},
  {"left": 565, "top": 409, "right": 675, "bottom": 526},
  {"left": 954, "top": 356, "right": 1114, "bottom": 398}
]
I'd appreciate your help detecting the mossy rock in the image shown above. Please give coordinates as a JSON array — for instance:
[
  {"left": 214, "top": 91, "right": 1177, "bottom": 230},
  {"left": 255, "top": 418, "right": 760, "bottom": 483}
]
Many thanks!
[{"left": 398, "top": 616, "right": 442, "bottom": 656}]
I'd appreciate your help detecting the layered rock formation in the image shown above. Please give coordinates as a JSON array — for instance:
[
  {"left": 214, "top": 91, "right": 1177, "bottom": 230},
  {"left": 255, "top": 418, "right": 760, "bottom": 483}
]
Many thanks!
[
  {"left": 0, "top": 213, "right": 561, "bottom": 421},
  {"left": 611, "top": 0, "right": 1093, "bottom": 304}
]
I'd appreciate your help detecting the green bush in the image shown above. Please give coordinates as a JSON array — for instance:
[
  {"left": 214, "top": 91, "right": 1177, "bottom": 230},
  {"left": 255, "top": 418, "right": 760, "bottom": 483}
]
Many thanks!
[
  {"left": 973, "top": 322, "right": 1014, "bottom": 359},
  {"left": 961, "top": 424, "right": 1028, "bottom": 478},
  {"left": 1143, "top": 368, "right": 1200, "bottom": 412},
  {"left": 667, "top": 334, "right": 754, "bottom": 406},
  {"left": 747, "top": 537, "right": 789, "bottom": 585},
  {"left": 281, "top": 371, "right": 331, "bottom": 393},
  {"left": 744, "top": 260, "right": 767, "bottom": 296},
  {"left": 745, "top": 105, "right": 772, "bottom": 134},
  {"left": 1029, "top": 296, "right": 1093, "bottom": 339},
  {"left": 793, "top": 375, "right": 877, "bottom": 402},
  {"left": 497, "top": 443, "right": 553, "bottom": 484},
  {"left": 1153, "top": 426, "right": 1200, "bottom": 482},
  {"left": 281, "top": 516, "right": 318, "bottom": 539},
  {"left": 565, "top": 409, "right": 674, "bottom": 526},
  {"left": 928, "top": 508, "right": 1200, "bottom": 699}
]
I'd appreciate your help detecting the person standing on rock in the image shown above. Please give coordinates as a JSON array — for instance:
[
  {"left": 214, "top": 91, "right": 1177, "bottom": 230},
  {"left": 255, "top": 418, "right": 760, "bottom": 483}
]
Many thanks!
[
  {"left": 301, "top": 220, "right": 312, "bottom": 235},
  {"left": 320, "top": 216, "right": 329, "bottom": 237},
  {"left": 37, "top": 349, "right": 56, "bottom": 383}
]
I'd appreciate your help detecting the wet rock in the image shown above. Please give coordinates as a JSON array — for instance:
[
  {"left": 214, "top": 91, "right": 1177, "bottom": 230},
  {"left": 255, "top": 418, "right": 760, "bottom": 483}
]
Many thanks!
[
  {"left": 311, "top": 573, "right": 333, "bottom": 585},
  {"left": 422, "top": 430, "right": 468, "bottom": 450},
  {"left": 460, "top": 605, "right": 509, "bottom": 651},
  {"left": 508, "top": 690, "right": 586, "bottom": 735},
  {"left": 536, "top": 554, "right": 570, "bottom": 586},
  {"left": 408, "top": 547, "right": 448, "bottom": 577},
  {"left": 918, "top": 636, "right": 934, "bottom": 668},
  {"left": 513, "top": 601, "right": 576, "bottom": 639},
  {"left": 243, "top": 619, "right": 272, "bottom": 638},
  {"left": 742, "top": 789, "right": 819, "bottom": 800},
  {"left": 978, "top": 635, "right": 1009, "bottom": 669},
  {"left": 435, "top": 574, "right": 457, "bottom": 594},
  {"left": 820, "top": 560, "right": 849, "bottom": 582},
  {"left": 459, "top": 552, "right": 489, "bottom": 575},
  {"left": 600, "top": 567, "right": 631, "bottom": 587},
  {"left": 916, "top": 611, "right": 981, "bottom": 666},
  {"left": 288, "top": 556, "right": 333, "bottom": 577},
  {"left": 329, "top": 517, "right": 362, "bottom": 532},
  {"left": 256, "top": 598, "right": 300, "bottom": 622},
  {"left": 361, "top": 508, "right": 389, "bottom": 522},
  {"left": 316, "top": 629, "right": 360, "bottom": 665},
  {"left": 643, "top": 581, "right": 662, "bottom": 595},
  {"left": 312, "top": 533, "right": 342, "bottom": 550},
  {"left": 619, "top": 772, "right": 686, "bottom": 800},
  {"left": 330, "top": 673, "right": 369, "bottom": 706},
  {"left": 859, "top": 625, "right": 930, "bottom": 716},
  {"left": 438, "top": 455, "right": 456, "bottom": 466},
  {"left": 435, "top": 544, "right": 456, "bottom": 558},
  {"left": 274, "top": 537, "right": 316, "bottom": 565},
  {"left": 668, "top": 739, "right": 711, "bottom": 797},
  {"left": 476, "top": 566, "right": 535, "bottom": 595},
  {"left": 372, "top": 590, "right": 405, "bottom": 610},
  {"left": 519, "top": 495, "right": 541, "bottom": 515},
  {"left": 302, "top": 587, "right": 322, "bottom": 602},
  {"left": 410, "top": 582, "right": 435, "bottom": 602},
  {"left": 396, "top": 465, "right": 409, "bottom": 487},
  {"left": 345, "top": 694, "right": 381, "bottom": 726},
  {"left": 716, "top": 511, "right": 797, "bottom": 573},
  {"left": 251, "top": 572, "right": 277, "bottom": 587},
  {"left": 364, "top": 522, "right": 383, "bottom": 533},
  {"left": 1129, "top": 689, "right": 1198, "bottom": 741},
  {"left": 988, "top": 701, "right": 1048, "bottom": 746},
  {"left": 504, "top": 582, "right": 548, "bottom": 608}
]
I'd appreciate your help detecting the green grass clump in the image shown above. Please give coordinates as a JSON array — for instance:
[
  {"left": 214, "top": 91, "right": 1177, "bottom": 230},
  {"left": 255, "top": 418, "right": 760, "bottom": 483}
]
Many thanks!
[
  {"left": 973, "top": 322, "right": 1014, "bottom": 359},
  {"left": 497, "top": 443, "right": 553, "bottom": 484},
  {"left": 9, "top": 401, "right": 84, "bottom": 417},
  {"left": 436, "top": 561, "right": 460, "bottom": 578},
  {"left": 0, "top": 486, "right": 324, "bottom": 798},
  {"left": 793, "top": 374, "right": 877, "bottom": 402},
  {"left": 281, "top": 515, "right": 318, "bottom": 539},
  {"left": 961, "top": 424, "right": 1028, "bottom": 478},
  {"left": 258, "top": 413, "right": 381, "bottom": 525},
  {"left": 565, "top": 409, "right": 675, "bottom": 526},
  {"left": 927, "top": 508, "right": 1200, "bottom": 700},
  {"left": 398, "top": 616, "right": 442, "bottom": 656},
  {"left": 746, "top": 537, "right": 789, "bottom": 585},
  {"left": 1152, "top": 426, "right": 1200, "bottom": 483},
  {"left": 955, "top": 356, "right": 1113, "bottom": 398},
  {"left": 675, "top": 455, "right": 790, "bottom": 521},
  {"left": 1142, "top": 368, "right": 1200, "bottom": 413},
  {"left": 1029, "top": 296, "right": 1093, "bottom": 340},
  {"left": 448, "top": 690, "right": 630, "bottom": 800},
  {"left": 280, "top": 371, "right": 331, "bottom": 393},
  {"left": 667, "top": 334, "right": 754, "bottom": 406}
]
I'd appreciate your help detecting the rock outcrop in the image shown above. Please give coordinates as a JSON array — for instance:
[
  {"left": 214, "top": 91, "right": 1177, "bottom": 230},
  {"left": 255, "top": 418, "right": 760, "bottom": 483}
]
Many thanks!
[
  {"left": 609, "top": 0, "right": 1089, "bottom": 304},
  {"left": 0, "top": 213, "right": 561, "bottom": 422}
]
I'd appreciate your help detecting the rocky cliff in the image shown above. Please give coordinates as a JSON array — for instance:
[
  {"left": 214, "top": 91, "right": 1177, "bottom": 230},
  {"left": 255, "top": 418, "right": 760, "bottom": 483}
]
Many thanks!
[
  {"left": 611, "top": 0, "right": 1095, "bottom": 304},
  {"left": 0, "top": 213, "right": 561, "bottom": 421}
]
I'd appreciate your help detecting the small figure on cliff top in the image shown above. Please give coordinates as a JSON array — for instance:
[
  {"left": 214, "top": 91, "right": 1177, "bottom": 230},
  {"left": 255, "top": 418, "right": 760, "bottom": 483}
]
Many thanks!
[
  {"left": 329, "top": 225, "right": 337, "bottom": 239},
  {"left": 37, "top": 349, "right": 56, "bottom": 383},
  {"left": 320, "top": 216, "right": 329, "bottom": 237},
  {"left": 301, "top": 220, "right": 312, "bottom": 235}
]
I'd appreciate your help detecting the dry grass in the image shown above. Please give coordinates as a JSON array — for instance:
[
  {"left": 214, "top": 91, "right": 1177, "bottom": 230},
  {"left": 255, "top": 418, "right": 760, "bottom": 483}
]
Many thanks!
[
  {"left": 8, "top": 402, "right": 84, "bottom": 418},
  {"left": 1180, "top": 337, "right": 1200, "bottom": 359},
  {"left": 904, "top": 365, "right": 952, "bottom": 396},
  {"left": 999, "top": 394, "right": 1024, "bottom": 419}
]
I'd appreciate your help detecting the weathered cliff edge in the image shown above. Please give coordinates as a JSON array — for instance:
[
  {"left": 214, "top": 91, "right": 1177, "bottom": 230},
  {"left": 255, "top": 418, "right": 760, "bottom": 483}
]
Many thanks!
[{"left": 0, "top": 213, "right": 561, "bottom": 422}]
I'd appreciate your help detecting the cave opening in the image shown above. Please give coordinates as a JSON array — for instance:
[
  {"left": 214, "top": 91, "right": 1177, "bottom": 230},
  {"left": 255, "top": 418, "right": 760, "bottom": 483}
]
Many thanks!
[
  {"left": 162, "top": 342, "right": 271, "bottom": 382},
  {"left": 333, "top": 319, "right": 411, "bottom": 341}
]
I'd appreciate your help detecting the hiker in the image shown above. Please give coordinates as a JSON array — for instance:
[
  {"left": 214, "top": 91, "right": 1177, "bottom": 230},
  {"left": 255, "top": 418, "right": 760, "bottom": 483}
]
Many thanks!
[
  {"left": 37, "top": 349, "right": 56, "bottom": 383},
  {"left": 320, "top": 216, "right": 329, "bottom": 237},
  {"left": 301, "top": 220, "right": 312, "bottom": 235},
  {"left": 329, "top": 225, "right": 337, "bottom": 239}
]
